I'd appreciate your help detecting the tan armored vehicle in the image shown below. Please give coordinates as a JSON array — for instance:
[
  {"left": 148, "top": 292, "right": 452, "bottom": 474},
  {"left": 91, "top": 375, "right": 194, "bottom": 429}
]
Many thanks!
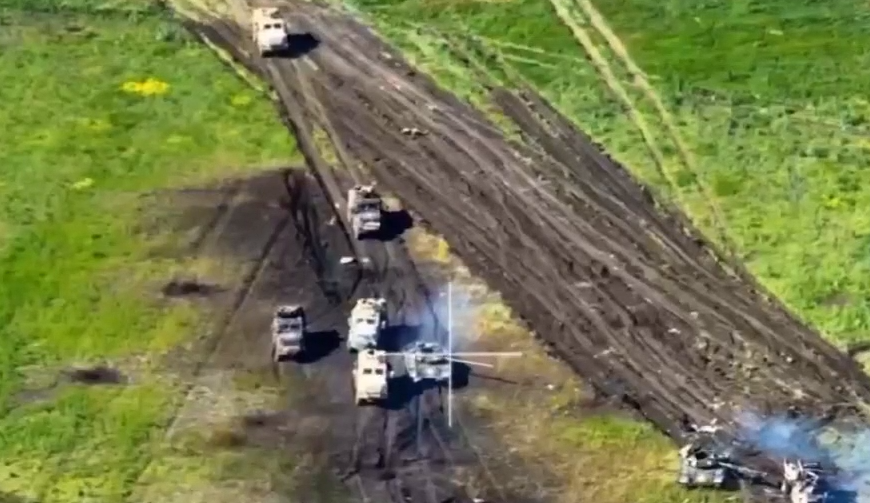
[
  {"left": 251, "top": 7, "right": 289, "bottom": 57},
  {"left": 352, "top": 349, "right": 392, "bottom": 405},
  {"left": 346, "top": 184, "right": 383, "bottom": 240},
  {"left": 270, "top": 304, "right": 305, "bottom": 362},
  {"left": 347, "top": 297, "right": 387, "bottom": 353}
]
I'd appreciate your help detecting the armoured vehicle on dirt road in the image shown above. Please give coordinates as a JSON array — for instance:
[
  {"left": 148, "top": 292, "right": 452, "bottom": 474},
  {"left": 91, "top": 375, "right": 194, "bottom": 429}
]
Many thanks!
[
  {"left": 677, "top": 441, "right": 732, "bottom": 488},
  {"left": 251, "top": 7, "right": 289, "bottom": 57},
  {"left": 676, "top": 427, "right": 766, "bottom": 490},
  {"left": 347, "top": 297, "right": 387, "bottom": 352},
  {"left": 346, "top": 184, "right": 383, "bottom": 240},
  {"left": 270, "top": 305, "right": 306, "bottom": 362},
  {"left": 404, "top": 341, "right": 451, "bottom": 383},
  {"left": 352, "top": 349, "right": 393, "bottom": 405}
]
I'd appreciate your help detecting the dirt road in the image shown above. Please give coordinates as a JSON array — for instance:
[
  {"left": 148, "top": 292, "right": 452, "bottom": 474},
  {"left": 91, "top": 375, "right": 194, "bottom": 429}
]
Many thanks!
[
  {"left": 156, "top": 168, "right": 512, "bottom": 503},
  {"left": 180, "top": 0, "right": 870, "bottom": 484}
]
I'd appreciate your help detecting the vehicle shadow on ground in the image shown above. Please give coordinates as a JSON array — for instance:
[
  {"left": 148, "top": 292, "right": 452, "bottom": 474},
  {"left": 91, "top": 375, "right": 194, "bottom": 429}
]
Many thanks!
[
  {"left": 371, "top": 209, "right": 414, "bottom": 242},
  {"left": 294, "top": 329, "right": 342, "bottom": 364},
  {"left": 379, "top": 323, "right": 420, "bottom": 352},
  {"left": 274, "top": 33, "right": 320, "bottom": 59},
  {"left": 382, "top": 363, "right": 471, "bottom": 411}
]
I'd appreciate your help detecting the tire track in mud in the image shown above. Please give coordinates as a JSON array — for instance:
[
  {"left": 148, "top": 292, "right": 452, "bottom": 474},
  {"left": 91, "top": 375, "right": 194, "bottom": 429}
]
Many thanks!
[
  {"left": 278, "top": 173, "right": 480, "bottom": 503},
  {"left": 551, "top": 0, "right": 747, "bottom": 273},
  {"left": 267, "top": 26, "right": 499, "bottom": 501},
  {"left": 178, "top": 1, "right": 870, "bottom": 495},
  {"left": 129, "top": 197, "right": 291, "bottom": 496},
  {"left": 296, "top": 0, "right": 870, "bottom": 422}
]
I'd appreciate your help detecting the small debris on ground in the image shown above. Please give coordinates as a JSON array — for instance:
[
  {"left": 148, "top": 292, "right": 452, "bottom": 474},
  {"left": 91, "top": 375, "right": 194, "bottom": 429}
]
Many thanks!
[{"left": 401, "top": 127, "right": 427, "bottom": 138}]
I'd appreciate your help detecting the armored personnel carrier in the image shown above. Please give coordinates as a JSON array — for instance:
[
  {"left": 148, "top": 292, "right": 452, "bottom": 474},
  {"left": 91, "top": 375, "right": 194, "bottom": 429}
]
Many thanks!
[
  {"left": 352, "top": 349, "right": 392, "bottom": 405},
  {"left": 251, "top": 7, "right": 289, "bottom": 57},
  {"left": 346, "top": 184, "right": 383, "bottom": 240},
  {"left": 270, "top": 304, "right": 306, "bottom": 361},
  {"left": 347, "top": 297, "right": 387, "bottom": 353}
]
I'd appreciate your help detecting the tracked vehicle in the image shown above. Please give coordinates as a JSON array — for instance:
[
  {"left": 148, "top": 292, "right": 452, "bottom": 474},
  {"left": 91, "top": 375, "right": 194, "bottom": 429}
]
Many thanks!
[
  {"left": 404, "top": 341, "right": 451, "bottom": 383},
  {"left": 347, "top": 297, "right": 387, "bottom": 352},
  {"left": 270, "top": 304, "right": 306, "bottom": 361},
  {"left": 677, "top": 441, "right": 732, "bottom": 488},
  {"left": 347, "top": 184, "right": 383, "bottom": 240},
  {"left": 352, "top": 349, "right": 392, "bottom": 405}
]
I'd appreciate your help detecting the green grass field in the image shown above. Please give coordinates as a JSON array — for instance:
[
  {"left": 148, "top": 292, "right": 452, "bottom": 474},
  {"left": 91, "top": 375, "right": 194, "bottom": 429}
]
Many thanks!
[{"left": 0, "top": 3, "right": 295, "bottom": 501}]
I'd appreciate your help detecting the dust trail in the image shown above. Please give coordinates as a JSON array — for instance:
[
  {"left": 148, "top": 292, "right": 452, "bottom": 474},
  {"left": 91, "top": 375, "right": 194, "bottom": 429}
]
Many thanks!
[{"left": 572, "top": 0, "right": 734, "bottom": 250}]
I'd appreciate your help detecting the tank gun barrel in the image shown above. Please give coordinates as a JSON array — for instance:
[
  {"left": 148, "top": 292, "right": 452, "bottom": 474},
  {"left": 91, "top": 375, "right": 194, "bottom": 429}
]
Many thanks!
[
  {"left": 718, "top": 461, "right": 768, "bottom": 478},
  {"left": 449, "top": 358, "right": 493, "bottom": 368}
]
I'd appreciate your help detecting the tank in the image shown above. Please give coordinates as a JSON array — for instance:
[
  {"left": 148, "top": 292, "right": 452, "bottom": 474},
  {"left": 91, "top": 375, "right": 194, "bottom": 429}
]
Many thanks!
[
  {"left": 404, "top": 341, "right": 451, "bottom": 382},
  {"left": 677, "top": 441, "right": 730, "bottom": 488}
]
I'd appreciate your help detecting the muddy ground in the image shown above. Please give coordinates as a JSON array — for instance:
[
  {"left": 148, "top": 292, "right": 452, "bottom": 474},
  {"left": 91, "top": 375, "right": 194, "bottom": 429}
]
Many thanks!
[
  {"left": 170, "top": 0, "right": 870, "bottom": 496},
  {"left": 155, "top": 169, "right": 542, "bottom": 503}
]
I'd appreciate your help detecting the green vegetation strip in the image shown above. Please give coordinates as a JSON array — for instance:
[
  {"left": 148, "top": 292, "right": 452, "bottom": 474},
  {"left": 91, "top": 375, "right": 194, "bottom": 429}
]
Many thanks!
[{"left": 0, "top": 5, "right": 294, "bottom": 501}]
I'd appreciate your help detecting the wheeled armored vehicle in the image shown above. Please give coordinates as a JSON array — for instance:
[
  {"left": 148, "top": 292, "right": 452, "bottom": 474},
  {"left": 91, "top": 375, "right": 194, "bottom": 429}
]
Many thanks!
[
  {"left": 352, "top": 349, "right": 393, "bottom": 405},
  {"left": 251, "top": 7, "right": 289, "bottom": 57},
  {"left": 346, "top": 184, "right": 383, "bottom": 240},
  {"left": 270, "top": 304, "right": 306, "bottom": 362},
  {"left": 404, "top": 341, "right": 451, "bottom": 382},
  {"left": 347, "top": 297, "right": 387, "bottom": 353}
]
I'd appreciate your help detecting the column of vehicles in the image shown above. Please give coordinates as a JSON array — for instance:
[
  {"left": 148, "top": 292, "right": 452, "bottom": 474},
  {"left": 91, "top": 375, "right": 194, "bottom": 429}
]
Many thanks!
[{"left": 269, "top": 297, "right": 451, "bottom": 406}]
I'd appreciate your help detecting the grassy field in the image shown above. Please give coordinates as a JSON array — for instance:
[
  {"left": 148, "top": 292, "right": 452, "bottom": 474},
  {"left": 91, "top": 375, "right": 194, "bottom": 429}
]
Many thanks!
[
  {"left": 353, "top": 0, "right": 870, "bottom": 501},
  {"left": 0, "top": 3, "right": 295, "bottom": 501},
  {"left": 5, "top": 0, "right": 869, "bottom": 501}
]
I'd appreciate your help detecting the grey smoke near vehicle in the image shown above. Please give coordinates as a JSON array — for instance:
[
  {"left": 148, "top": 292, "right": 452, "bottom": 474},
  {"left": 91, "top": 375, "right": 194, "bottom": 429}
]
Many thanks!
[
  {"left": 736, "top": 410, "right": 867, "bottom": 502},
  {"left": 415, "top": 282, "right": 480, "bottom": 352}
]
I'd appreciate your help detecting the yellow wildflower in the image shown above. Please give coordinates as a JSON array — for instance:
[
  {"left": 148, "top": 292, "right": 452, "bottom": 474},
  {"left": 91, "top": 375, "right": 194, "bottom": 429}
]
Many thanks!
[{"left": 121, "top": 77, "right": 170, "bottom": 96}]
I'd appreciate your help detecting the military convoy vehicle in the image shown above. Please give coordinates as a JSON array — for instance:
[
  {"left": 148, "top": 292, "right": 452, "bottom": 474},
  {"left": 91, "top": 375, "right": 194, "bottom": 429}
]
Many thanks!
[
  {"left": 347, "top": 297, "right": 387, "bottom": 352},
  {"left": 352, "top": 349, "right": 393, "bottom": 405},
  {"left": 781, "top": 459, "right": 830, "bottom": 503},
  {"left": 404, "top": 341, "right": 451, "bottom": 383},
  {"left": 677, "top": 441, "right": 733, "bottom": 488},
  {"left": 251, "top": 7, "right": 289, "bottom": 57},
  {"left": 346, "top": 184, "right": 383, "bottom": 240},
  {"left": 270, "top": 304, "right": 306, "bottom": 362}
]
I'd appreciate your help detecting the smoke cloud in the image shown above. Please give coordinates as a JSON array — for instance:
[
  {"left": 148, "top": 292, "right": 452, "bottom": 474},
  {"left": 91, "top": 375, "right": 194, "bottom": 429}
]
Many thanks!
[
  {"left": 414, "top": 281, "right": 480, "bottom": 352},
  {"left": 736, "top": 410, "right": 870, "bottom": 501}
]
